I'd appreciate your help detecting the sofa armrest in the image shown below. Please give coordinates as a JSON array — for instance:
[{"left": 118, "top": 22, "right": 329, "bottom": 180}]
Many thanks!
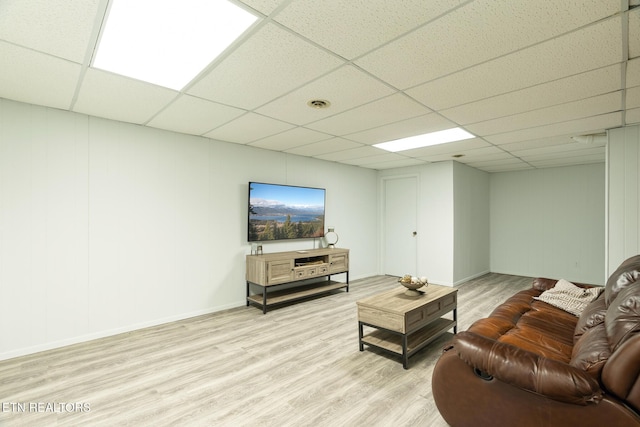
[
  {"left": 532, "top": 277, "right": 559, "bottom": 291},
  {"left": 448, "top": 331, "right": 603, "bottom": 405}
]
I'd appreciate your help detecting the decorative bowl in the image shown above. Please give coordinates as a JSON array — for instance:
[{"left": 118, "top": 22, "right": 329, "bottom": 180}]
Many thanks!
[{"left": 399, "top": 275, "right": 429, "bottom": 296}]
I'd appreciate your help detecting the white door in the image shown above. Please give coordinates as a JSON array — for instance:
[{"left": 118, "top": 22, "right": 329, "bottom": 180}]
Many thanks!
[{"left": 383, "top": 176, "right": 417, "bottom": 277}]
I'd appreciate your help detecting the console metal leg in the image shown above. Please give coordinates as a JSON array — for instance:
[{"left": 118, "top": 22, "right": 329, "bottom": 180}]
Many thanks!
[{"left": 262, "top": 290, "right": 267, "bottom": 314}]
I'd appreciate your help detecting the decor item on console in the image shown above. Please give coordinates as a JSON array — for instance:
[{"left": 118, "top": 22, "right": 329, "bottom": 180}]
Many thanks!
[
  {"left": 432, "top": 255, "right": 640, "bottom": 427},
  {"left": 324, "top": 227, "right": 339, "bottom": 248},
  {"left": 399, "top": 275, "right": 429, "bottom": 296}
]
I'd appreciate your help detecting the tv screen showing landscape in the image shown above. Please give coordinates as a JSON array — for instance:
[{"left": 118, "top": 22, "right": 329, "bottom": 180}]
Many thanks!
[{"left": 248, "top": 182, "right": 325, "bottom": 242}]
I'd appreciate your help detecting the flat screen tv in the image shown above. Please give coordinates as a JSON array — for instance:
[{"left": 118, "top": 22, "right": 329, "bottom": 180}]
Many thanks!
[{"left": 248, "top": 182, "right": 325, "bottom": 242}]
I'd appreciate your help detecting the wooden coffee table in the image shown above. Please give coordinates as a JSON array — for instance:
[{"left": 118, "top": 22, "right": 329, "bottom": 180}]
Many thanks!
[{"left": 357, "top": 284, "right": 457, "bottom": 369}]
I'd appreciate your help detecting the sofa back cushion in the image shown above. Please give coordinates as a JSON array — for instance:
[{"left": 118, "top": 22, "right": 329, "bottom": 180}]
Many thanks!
[
  {"left": 605, "top": 255, "right": 640, "bottom": 306},
  {"left": 600, "top": 277, "right": 640, "bottom": 412},
  {"left": 574, "top": 294, "right": 606, "bottom": 344},
  {"left": 570, "top": 322, "right": 611, "bottom": 378},
  {"left": 605, "top": 282, "right": 640, "bottom": 352},
  {"left": 571, "top": 293, "right": 611, "bottom": 379}
]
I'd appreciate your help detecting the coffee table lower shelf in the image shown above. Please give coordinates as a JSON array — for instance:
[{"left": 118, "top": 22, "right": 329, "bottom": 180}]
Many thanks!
[{"left": 359, "top": 317, "right": 456, "bottom": 369}]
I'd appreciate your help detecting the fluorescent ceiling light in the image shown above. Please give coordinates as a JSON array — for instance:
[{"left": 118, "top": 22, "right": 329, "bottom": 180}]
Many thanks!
[
  {"left": 93, "top": 0, "right": 257, "bottom": 90},
  {"left": 374, "top": 128, "right": 475, "bottom": 152}
]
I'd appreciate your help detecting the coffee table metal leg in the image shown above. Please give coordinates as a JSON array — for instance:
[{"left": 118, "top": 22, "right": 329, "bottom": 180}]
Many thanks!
[
  {"left": 453, "top": 307, "right": 458, "bottom": 334},
  {"left": 358, "top": 322, "right": 364, "bottom": 351},
  {"left": 402, "top": 334, "right": 408, "bottom": 369}
]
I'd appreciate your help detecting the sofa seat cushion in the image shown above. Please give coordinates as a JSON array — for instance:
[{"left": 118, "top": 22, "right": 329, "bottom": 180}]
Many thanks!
[
  {"left": 524, "top": 301, "right": 579, "bottom": 342},
  {"left": 467, "top": 288, "right": 579, "bottom": 363}
]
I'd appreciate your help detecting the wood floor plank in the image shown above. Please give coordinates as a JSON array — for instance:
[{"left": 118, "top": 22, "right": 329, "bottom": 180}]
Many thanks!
[{"left": 0, "top": 273, "right": 532, "bottom": 426}]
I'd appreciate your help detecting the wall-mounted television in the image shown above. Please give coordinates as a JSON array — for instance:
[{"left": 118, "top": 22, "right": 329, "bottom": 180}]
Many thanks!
[{"left": 248, "top": 182, "right": 325, "bottom": 242}]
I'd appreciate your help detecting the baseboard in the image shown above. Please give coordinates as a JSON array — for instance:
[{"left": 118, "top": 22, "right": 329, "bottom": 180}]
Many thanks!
[
  {"left": 0, "top": 301, "right": 246, "bottom": 362},
  {"left": 452, "top": 269, "right": 491, "bottom": 287},
  {"left": 2, "top": 273, "right": 378, "bottom": 361}
]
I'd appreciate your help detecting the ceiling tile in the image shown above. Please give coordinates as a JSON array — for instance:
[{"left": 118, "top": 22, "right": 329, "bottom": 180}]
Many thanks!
[
  {"left": 249, "top": 127, "right": 332, "bottom": 151},
  {"left": 0, "top": 0, "right": 100, "bottom": 62},
  {"left": 479, "top": 163, "right": 534, "bottom": 172},
  {"left": 345, "top": 113, "right": 458, "bottom": 145},
  {"left": 513, "top": 142, "right": 605, "bottom": 163},
  {"left": 314, "top": 145, "right": 386, "bottom": 162},
  {"left": 340, "top": 152, "right": 410, "bottom": 166},
  {"left": 415, "top": 146, "right": 505, "bottom": 162},
  {"left": 486, "top": 112, "right": 622, "bottom": 145},
  {"left": 630, "top": 8, "right": 640, "bottom": 59},
  {"left": 626, "top": 86, "right": 640, "bottom": 109},
  {"left": 399, "top": 138, "right": 490, "bottom": 158},
  {"left": 204, "top": 113, "right": 294, "bottom": 144},
  {"left": 528, "top": 152, "right": 605, "bottom": 168},
  {"left": 441, "top": 64, "right": 622, "bottom": 125},
  {"left": 628, "top": 58, "right": 640, "bottom": 87},
  {"left": 238, "top": 0, "right": 285, "bottom": 15},
  {"left": 465, "top": 157, "right": 528, "bottom": 168},
  {"left": 513, "top": 143, "right": 605, "bottom": 160},
  {"left": 466, "top": 92, "right": 623, "bottom": 136},
  {"left": 363, "top": 158, "right": 427, "bottom": 169},
  {"left": 255, "top": 65, "right": 395, "bottom": 125},
  {"left": 73, "top": 69, "right": 177, "bottom": 124},
  {"left": 187, "top": 23, "right": 344, "bottom": 110},
  {"left": 306, "top": 93, "right": 430, "bottom": 135},
  {"left": 453, "top": 150, "right": 515, "bottom": 163},
  {"left": 0, "top": 42, "right": 81, "bottom": 109},
  {"left": 627, "top": 86, "right": 640, "bottom": 109},
  {"left": 355, "top": 0, "right": 620, "bottom": 89},
  {"left": 274, "top": 0, "right": 464, "bottom": 60},
  {"left": 497, "top": 135, "right": 577, "bottom": 152},
  {"left": 147, "top": 95, "right": 246, "bottom": 136},
  {"left": 284, "top": 137, "right": 363, "bottom": 156},
  {"left": 626, "top": 107, "right": 640, "bottom": 125},
  {"left": 407, "top": 17, "right": 623, "bottom": 110}
]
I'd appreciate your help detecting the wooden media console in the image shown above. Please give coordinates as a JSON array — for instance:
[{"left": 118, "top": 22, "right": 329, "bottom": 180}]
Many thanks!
[{"left": 246, "top": 247, "right": 349, "bottom": 313}]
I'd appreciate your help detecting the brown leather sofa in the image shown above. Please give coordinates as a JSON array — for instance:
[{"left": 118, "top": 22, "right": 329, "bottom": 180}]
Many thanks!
[{"left": 432, "top": 255, "right": 640, "bottom": 427}]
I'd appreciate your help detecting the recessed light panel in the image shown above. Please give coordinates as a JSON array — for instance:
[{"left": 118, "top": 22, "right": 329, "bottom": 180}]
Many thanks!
[
  {"left": 93, "top": 0, "right": 257, "bottom": 90},
  {"left": 374, "top": 127, "right": 475, "bottom": 152}
]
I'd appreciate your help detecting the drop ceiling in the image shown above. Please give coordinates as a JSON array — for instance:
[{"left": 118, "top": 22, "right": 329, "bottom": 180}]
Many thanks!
[{"left": 0, "top": 0, "right": 639, "bottom": 172}]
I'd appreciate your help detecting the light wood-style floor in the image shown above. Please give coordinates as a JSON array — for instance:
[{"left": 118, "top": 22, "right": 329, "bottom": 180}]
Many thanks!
[{"left": 0, "top": 273, "right": 532, "bottom": 427}]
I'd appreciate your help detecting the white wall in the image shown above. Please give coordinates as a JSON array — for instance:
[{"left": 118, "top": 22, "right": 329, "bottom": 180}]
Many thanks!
[
  {"left": 607, "top": 125, "right": 640, "bottom": 274},
  {"left": 379, "top": 161, "right": 490, "bottom": 286},
  {"left": 490, "top": 163, "right": 605, "bottom": 284},
  {"left": 0, "top": 99, "right": 378, "bottom": 360},
  {"left": 453, "top": 162, "right": 490, "bottom": 284},
  {"left": 379, "top": 162, "right": 453, "bottom": 284}
]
